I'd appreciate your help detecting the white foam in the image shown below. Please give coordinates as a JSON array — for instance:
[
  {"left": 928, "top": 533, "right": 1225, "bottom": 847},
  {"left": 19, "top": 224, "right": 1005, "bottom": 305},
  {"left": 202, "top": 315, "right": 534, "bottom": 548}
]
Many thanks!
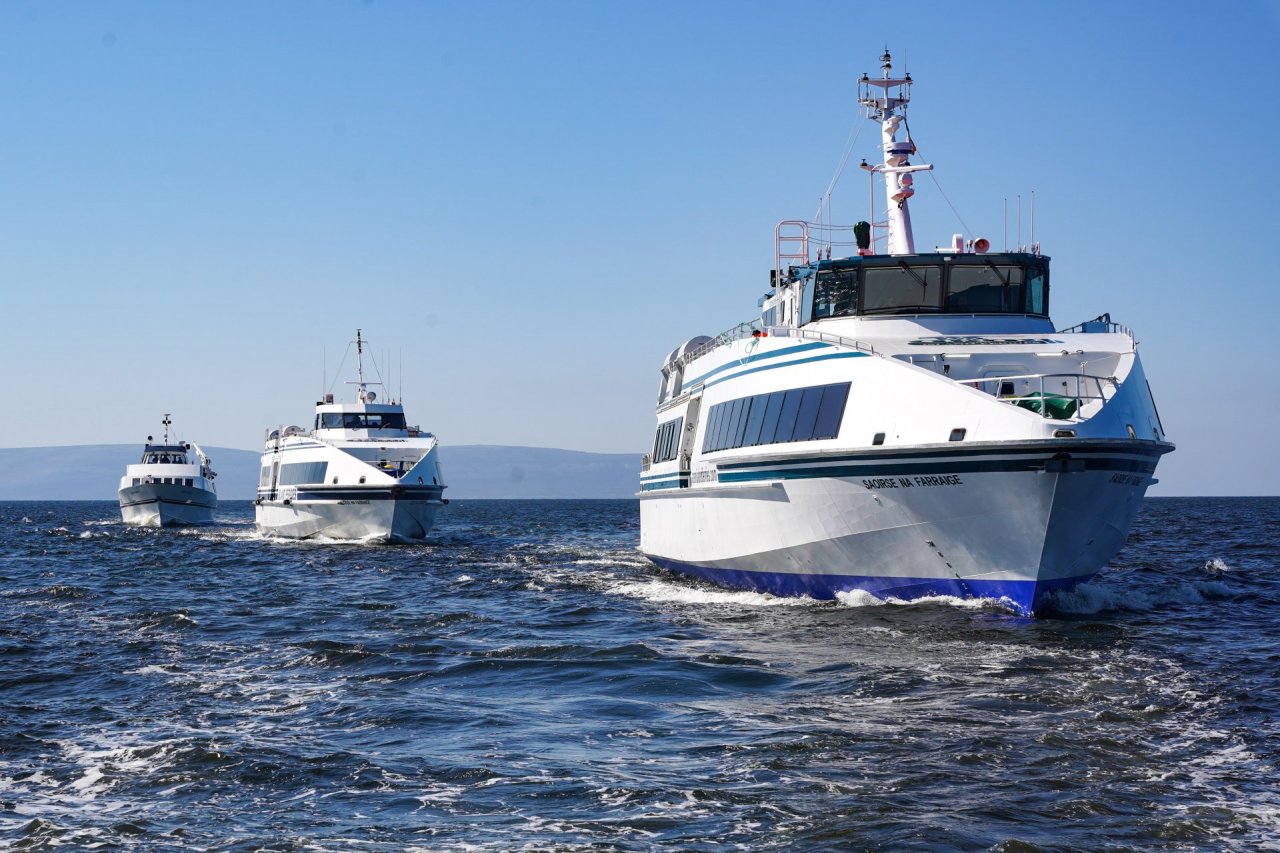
[
  {"left": 835, "top": 589, "right": 994, "bottom": 611},
  {"left": 608, "top": 578, "right": 821, "bottom": 607},
  {"left": 1204, "top": 558, "right": 1231, "bottom": 574}
]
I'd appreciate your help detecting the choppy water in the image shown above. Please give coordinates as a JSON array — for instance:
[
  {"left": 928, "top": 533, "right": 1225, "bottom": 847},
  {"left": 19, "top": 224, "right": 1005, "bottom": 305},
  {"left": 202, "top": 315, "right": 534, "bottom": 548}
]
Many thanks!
[{"left": 1, "top": 497, "right": 1277, "bottom": 851}]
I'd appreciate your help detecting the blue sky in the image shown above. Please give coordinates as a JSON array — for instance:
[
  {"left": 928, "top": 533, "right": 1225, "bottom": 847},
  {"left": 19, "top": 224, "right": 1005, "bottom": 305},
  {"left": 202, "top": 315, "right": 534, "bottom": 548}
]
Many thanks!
[{"left": 1, "top": 1, "right": 1277, "bottom": 495}]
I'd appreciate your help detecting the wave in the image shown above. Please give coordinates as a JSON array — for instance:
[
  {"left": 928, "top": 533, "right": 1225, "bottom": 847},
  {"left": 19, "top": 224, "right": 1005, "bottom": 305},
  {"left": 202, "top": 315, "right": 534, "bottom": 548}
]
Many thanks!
[{"left": 1044, "top": 577, "right": 1235, "bottom": 615}]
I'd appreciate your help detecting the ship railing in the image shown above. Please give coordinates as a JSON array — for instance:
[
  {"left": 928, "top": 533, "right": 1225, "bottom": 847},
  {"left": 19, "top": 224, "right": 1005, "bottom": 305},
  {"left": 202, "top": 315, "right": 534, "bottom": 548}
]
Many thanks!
[
  {"left": 1057, "top": 313, "right": 1134, "bottom": 341},
  {"left": 766, "top": 326, "right": 878, "bottom": 355},
  {"left": 677, "top": 321, "right": 878, "bottom": 372},
  {"left": 956, "top": 372, "right": 1117, "bottom": 419}
]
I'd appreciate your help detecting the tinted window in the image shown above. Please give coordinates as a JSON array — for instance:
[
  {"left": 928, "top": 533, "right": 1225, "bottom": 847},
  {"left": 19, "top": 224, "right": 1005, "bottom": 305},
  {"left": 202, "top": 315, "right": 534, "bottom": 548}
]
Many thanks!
[
  {"left": 813, "top": 384, "right": 850, "bottom": 439},
  {"left": 863, "top": 265, "right": 942, "bottom": 314},
  {"left": 1025, "top": 263, "right": 1048, "bottom": 314},
  {"left": 758, "top": 392, "right": 785, "bottom": 444},
  {"left": 947, "top": 265, "right": 1024, "bottom": 313},
  {"left": 653, "top": 417, "right": 683, "bottom": 462},
  {"left": 733, "top": 398, "right": 754, "bottom": 447},
  {"left": 701, "top": 383, "right": 851, "bottom": 453},
  {"left": 706, "top": 404, "right": 722, "bottom": 451},
  {"left": 812, "top": 269, "right": 857, "bottom": 319},
  {"left": 791, "top": 387, "right": 823, "bottom": 441},
  {"left": 321, "top": 413, "right": 344, "bottom": 428},
  {"left": 743, "top": 394, "right": 768, "bottom": 445},
  {"left": 774, "top": 391, "right": 803, "bottom": 443},
  {"left": 279, "top": 461, "right": 329, "bottom": 485}
]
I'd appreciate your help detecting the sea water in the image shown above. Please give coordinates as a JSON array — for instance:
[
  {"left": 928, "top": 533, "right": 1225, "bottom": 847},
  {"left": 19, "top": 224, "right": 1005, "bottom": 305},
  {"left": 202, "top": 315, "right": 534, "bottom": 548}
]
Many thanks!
[{"left": 1, "top": 497, "right": 1277, "bottom": 850}]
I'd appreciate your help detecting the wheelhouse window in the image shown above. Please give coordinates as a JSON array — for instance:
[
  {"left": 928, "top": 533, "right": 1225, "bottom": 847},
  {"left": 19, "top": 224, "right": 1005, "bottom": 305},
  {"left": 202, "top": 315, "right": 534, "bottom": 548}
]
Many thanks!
[
  {"left": 320, "top": 412, "right": 408, "bottom": 429},
  {"left": 862, "top": 264, "right": 942, "bottom": 314},
  {"left": 799, "top": 254, "right": 1050, "bottom": 320},
  {"left": 811, "top": 269, "right": 857, "bottom": 319},
  {"left": 946, "top": 264, "right": 1025, "bottom": 313}
]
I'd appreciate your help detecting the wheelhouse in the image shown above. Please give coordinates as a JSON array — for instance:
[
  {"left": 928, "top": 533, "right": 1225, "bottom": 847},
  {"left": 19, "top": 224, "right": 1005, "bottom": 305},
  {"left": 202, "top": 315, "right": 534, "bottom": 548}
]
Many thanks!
[
  {"left": 797, "top": 252, "right": 1050, "bottom": 323},
  {"left": 140, "top": 445, "right": 190, "bottom": 465}
]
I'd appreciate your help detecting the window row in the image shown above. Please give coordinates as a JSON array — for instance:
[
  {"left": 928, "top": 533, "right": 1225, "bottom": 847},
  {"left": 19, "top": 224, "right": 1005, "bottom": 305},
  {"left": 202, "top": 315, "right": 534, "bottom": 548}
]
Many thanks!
[
  {"left": 316, "top": 412, "right": 408, "bottom": 430},
  {"left": 133, "top": 477, "right": 195, "bottom": 486},
  {"left": 278, "top": 461, "right": 330, "bottom": 486},
  {"left": 806, "top": 260, "right": 1048, "bottom": 320},
  {"left": 652, "top": 416, "right": 684, "bottom": 463},
  {"left": 702, "top": 382, "right": 850, "bottom": 454}
]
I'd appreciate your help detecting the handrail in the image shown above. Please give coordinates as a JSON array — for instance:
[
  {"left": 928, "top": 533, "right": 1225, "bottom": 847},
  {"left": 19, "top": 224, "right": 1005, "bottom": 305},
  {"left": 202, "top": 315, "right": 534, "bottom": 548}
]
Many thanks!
[
  {"left": 674, "top": 321, "right": 879, "bottom": 374},
  {"left": 1057, "top": 312, "right": 1134, "bottom": 340},
  {"left": 767, "top": 326, "right": 878, "bottom": 355},
  {"left": 956, "top": 372, "right": 1118, "bottom": 419}
]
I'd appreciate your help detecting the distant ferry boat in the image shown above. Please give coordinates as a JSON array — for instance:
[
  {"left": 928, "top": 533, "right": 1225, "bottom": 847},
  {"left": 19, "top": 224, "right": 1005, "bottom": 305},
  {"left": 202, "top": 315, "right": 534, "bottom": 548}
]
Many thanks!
[
  {"left": 255, "top": 331, "right": 446, "bottom": 542},
  {"left": 638, "top": 52, "right": 1173, "bottom": 616},
  {"left": 118, "top": 415, "right": 218, "bottom": 527}
]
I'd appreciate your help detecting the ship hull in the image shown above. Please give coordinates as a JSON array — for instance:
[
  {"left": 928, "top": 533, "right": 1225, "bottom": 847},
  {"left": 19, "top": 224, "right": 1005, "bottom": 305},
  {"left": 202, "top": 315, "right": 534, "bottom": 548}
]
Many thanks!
[
  {"left": 118, "top": 483, "right": 217, "bottom": 527},
  {"left": 255, "top": 486, "right": 444, "bottom": 542},
  {"left": 639, "top": 440, "right": 1170, "bottom": 616}
]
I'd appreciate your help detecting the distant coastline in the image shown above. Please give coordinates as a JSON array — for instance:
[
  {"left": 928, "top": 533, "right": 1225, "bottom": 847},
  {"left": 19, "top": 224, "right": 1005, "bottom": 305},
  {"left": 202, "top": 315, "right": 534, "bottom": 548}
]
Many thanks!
[{"left": 0, "top": 444, "right": 641, "bottom": 500}]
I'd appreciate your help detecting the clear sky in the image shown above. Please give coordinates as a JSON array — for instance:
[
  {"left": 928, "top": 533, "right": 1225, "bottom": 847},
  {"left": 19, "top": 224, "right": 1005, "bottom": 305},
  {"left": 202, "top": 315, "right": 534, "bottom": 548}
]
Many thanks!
[{"left": 2, "top": 1, "right": 1277, "bottom": 495}]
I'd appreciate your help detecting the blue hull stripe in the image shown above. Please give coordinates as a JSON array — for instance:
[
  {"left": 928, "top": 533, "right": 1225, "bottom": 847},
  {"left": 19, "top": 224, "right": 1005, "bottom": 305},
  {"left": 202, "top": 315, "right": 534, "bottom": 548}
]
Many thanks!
[
  {"left": 716, "top": 441, "right": 1170, "bottom": 470},
  {"left": 702, "top": 350, "right": 868, "bottom": 391},
  {"left": 680, "top": 342, "right": 832, "bottom": 389},
  {"left": 258, "top": 487, "right": 443, "bottom": 502},
  {"left": 718, "top": 457, "right": 1156, "bottom": 483},
  {"left": 645, "top": 555, "right": 1092, "bottom": 617}
]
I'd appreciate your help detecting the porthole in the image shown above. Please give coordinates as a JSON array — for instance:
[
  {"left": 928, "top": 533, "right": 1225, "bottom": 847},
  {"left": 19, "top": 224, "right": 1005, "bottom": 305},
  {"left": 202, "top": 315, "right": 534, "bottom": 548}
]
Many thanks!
[
  {"left": 872, "top": 432, "right": 885, "bottom": 446},
  {"left": 949, "top": 428, "right": 967, "bottom": 442},
  {"left": 358, "top": 476, "right": 366, "bottom": 484},
  {"left": 332, "top": 476, "right": 338, "bottom": 484},
  {"left": 1053, "top": 429, "right": 1076, "bottom": 438}
]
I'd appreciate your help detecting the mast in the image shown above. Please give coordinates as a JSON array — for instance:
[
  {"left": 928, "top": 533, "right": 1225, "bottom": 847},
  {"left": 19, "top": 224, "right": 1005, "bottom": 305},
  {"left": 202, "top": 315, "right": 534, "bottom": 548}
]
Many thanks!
[{"left": 858, "top": 49, "right": 933, "bottom": 255}]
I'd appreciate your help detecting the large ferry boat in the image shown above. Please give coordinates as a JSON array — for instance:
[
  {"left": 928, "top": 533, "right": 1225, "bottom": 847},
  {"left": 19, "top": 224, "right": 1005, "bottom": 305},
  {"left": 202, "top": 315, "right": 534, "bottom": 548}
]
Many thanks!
[
  {"left": 638, "top": 52, "right": 1173, "bottom": 616},
  {"left": 118, "top": 415, "right": 218, "bottom": 527},
  {"left": 255, "top": 331, "right": 446, "bottom": 542}
]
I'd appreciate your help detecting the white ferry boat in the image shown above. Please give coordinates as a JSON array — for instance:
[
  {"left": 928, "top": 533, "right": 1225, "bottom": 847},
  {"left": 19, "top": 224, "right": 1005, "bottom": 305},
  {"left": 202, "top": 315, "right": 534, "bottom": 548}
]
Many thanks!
[
  {"left": 255, "top": 331, "right": 446, "bottom": 542},
  {"left": 638, "top": 52, "right": 1173, "bottom": 616},
  {"left": 118, "top": 415, "right": 218, "bottom": 527}
]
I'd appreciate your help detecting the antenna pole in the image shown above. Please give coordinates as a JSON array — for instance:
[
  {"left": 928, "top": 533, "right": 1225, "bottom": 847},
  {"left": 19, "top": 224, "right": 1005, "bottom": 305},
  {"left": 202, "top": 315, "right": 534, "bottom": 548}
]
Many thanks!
[
  {"left": 857, "top": 49, "right": 933, "bottom": 256},
  {"left": 162, "top": 413, "right": 172, "bottom": 444}
]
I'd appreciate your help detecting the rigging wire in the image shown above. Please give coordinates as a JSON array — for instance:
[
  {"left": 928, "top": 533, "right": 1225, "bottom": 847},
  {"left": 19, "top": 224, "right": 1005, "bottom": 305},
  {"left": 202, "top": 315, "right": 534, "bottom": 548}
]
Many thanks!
[
  {"left": 927, "top": 171, "right": 975, "bottom": 240},
  {"left": 326, "top": 343, "right": 354, "bottom": 397},
  {"left": 813, "top": 120, "right": 864, "bottom": 224}
]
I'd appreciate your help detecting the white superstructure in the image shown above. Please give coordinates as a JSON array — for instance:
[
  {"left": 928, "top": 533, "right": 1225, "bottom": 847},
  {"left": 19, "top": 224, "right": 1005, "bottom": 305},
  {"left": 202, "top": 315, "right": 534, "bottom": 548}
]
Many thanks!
[
  {"left": 118, "top": 414, "right": 218, "bottom": 527},
  {"left": 255, "top": 331, "right": 446, "bottom": 542},
  {"left": 638, "top": 52, "right": 1173, "bottom": 616}
]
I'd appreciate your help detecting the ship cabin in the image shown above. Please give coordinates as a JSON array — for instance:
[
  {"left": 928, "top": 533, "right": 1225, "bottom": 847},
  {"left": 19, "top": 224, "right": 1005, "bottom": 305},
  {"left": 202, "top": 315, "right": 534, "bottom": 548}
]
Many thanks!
[
  {"left": 765, "top": 252, "right": 1050, "bottom": 327},
  {"left": 312, "top": 402, "right": 415, "bottom": 439}
]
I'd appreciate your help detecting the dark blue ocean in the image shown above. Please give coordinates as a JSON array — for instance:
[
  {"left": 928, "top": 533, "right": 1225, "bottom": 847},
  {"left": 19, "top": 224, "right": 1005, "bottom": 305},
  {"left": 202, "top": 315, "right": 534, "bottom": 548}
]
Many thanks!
[{"left": 1, "top": 498, "right": 1277, "bottom": 851}]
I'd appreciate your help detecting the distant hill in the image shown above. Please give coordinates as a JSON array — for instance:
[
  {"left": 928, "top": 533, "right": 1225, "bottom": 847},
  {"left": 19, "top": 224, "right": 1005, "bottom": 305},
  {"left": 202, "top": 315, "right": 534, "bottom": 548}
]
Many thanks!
[{"left": 0, "top": 444, "right": 641, "bottom": 500}]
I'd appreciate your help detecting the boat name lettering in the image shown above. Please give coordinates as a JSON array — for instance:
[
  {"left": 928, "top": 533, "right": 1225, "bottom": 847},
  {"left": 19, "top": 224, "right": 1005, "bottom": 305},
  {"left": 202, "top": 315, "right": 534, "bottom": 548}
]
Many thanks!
[
  {"left": 862, "top": 474, "right": 964, "bottom": 490},
  {"left": 338, "top": 499, "right": 371, "bottom": 505},
  {"left": 1110, "top": 473, "right": 1145, "bottom": 487},
  {"left": 691, "top": 469, "right": 718, "bottom": 485},
  {"left": 906, "top": 337, "right": 1064, "bottom": 346}
]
